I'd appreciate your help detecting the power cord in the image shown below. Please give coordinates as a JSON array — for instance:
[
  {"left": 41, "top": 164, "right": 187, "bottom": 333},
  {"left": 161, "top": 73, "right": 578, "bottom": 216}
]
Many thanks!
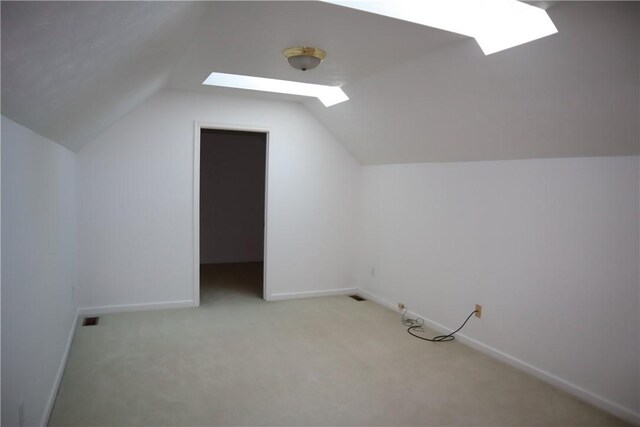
[{"left": 401, "top": 307, "right": 477, "bottom": 342}]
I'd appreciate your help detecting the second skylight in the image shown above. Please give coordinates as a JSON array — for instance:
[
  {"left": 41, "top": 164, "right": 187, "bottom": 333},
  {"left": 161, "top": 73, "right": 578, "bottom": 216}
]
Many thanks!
[{"left": 202, "top": 72, "right": 349, "bottom": 107}]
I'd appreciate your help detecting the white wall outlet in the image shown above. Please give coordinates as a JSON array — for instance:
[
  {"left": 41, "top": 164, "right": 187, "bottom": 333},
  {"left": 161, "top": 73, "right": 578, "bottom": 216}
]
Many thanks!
[
  {"left": 475, "top": 304, "right": 482, "bottom": 318},
  {"left": 370, "top": 268, "right": 375, "bottom": 277}
]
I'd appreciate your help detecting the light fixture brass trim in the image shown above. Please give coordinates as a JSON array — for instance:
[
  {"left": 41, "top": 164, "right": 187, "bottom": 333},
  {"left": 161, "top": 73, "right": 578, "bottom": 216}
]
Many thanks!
[{"left": 283, "top": 46, "right": 326, "bottom": 61}]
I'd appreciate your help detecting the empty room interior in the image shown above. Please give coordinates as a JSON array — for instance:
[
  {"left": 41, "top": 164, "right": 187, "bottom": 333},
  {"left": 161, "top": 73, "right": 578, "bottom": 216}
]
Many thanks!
[
  {"left": 199, "top": 128, "right": 267, "bottom": 303},
  {"left": 1, "top": 1, "right": 639, "bottom": 426}
]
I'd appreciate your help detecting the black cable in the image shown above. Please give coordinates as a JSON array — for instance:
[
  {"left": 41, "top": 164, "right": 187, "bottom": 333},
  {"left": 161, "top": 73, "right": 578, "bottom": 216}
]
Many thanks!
[{"left": 405, "top": 310, "right": 477, "bottom": 342}]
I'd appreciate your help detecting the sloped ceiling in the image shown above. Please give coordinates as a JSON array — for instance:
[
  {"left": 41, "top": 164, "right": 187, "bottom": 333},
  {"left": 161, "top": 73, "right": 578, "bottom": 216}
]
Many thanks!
[
  {"left": 165, "top": 1, "right": 465, "bottom": 91},
  {"left": 2, "top": 1, "right": 639, "bottom": 162},
  {"left": 1, "top": 1, "right": 207, "bottom": 151},
  {"left": 306, "top": 1, "right": 640, "bottom": 163}
]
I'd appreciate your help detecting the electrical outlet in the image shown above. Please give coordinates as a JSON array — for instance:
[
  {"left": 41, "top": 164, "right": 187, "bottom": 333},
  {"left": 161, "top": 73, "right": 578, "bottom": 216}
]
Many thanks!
[
  {"left": 19, "top": 402, "right": 24, "bottom": 427},
  {"left": 370, "top": 268, "right": 376, "bottom": 277},
  {"left": 475, "top": 304, "right": 482, "bottom": 318},
  {"left": 398, "top": 303, "right": 406, "bottom": 311}
]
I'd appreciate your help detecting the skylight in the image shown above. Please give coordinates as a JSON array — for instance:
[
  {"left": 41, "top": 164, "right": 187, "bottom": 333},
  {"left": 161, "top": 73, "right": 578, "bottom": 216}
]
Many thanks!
[
  {"left": 472, "top": 0, "right": 558, "bottom": 55},
  {"left": 321, "top": 0, "right": 557, "bottom": 55},
  {"left": 202, "top": 72, "right": 349, "bottom": 107}
]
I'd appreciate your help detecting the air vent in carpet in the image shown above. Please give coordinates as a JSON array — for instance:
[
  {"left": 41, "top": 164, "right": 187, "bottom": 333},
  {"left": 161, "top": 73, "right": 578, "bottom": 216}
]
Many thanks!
[
  {"left": 349, "top": 295, "right": 366, "bottom": 301},
  {"left": 82, "top": 316, "right": 99, "bottom": 326}
]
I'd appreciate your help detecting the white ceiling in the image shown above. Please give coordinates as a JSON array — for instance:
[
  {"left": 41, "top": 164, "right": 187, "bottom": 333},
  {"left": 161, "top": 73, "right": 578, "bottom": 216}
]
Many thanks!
[
  {"left": 307, "top": 1, "right": 640, "bottom": 163},
  {"left": 166, "top": 1, "right": 464, "bottom": 92},
  {"left": 1, "top": 1, "right": 207, "bottom": 151},
  {"left": 2, "top": 1, "right": 638, "bottom": 162}
]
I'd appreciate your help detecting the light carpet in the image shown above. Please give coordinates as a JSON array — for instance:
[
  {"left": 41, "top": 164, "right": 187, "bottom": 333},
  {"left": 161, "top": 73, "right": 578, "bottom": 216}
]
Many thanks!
[{"left": 49, "top": 263, "right": 629, "bottom": 426}]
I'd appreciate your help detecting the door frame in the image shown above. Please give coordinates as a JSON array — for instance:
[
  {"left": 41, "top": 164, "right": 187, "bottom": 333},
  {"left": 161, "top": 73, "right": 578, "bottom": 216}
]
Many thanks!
[{"left": 193, "top": 121, "right": 271, "bottom": 306}]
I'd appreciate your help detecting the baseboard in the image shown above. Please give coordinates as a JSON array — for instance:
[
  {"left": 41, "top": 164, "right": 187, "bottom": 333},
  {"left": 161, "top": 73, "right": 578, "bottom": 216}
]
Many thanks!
[
  {"left": 268, "top": 287, "right": 357, "bottom": 301},
  {"left": 356, "top": 288, "right": 640, "bottom": 426},
  {"left": 357, "top": 288, "right": 399, "bottom": 311},
  {"left": 78, "top": 300, "right": 195, "bottom": 316},
  {"left": 40, "top": 309, "right": 79, "bottom": 427}
]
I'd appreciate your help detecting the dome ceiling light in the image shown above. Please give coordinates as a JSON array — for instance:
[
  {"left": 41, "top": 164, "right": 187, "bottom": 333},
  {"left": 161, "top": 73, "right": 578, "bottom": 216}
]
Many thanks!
[{"left": 283, "top": 47, "right": 327, "bottom": 71}]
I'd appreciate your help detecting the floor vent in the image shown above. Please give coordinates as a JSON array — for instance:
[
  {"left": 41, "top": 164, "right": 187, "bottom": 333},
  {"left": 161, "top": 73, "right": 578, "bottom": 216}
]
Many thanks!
[
  {"left": 82, "top": 316, "right": 99, "bottom": 326},
  {"left": 349, "top": 295, "right": 366, "bottom": 301}
]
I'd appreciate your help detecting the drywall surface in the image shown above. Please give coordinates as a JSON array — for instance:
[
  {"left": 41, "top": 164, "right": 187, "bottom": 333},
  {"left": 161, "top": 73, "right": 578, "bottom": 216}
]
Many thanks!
[
  {"left": 200, "top": 130, "right": 266, "bottom": 264},
  {"left": 1, "top": 116, "right": 78, "bottom": 426},
  {"left": 356, "top": 156, "right": 640, "bottom": 418},
  {"left": 1, "top": 1, "right": 208, "bottom": 151},
  {"left": 77, "top": 90, "right": 360, "bottom": 307},
  {"left": 307, "top": 2, "right": 640, "bottom": 163}
]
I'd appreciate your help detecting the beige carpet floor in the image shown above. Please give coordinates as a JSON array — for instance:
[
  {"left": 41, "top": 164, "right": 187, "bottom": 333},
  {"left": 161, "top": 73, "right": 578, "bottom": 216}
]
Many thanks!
[{"left": 49, "top": 263, "right": 630, "bottom": 426}]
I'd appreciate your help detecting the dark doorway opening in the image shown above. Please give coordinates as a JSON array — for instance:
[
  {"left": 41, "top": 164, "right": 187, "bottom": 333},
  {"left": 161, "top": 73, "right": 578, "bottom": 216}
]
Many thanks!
[{"left": 199, "top": 129, "right": 267, "bottom": 302}]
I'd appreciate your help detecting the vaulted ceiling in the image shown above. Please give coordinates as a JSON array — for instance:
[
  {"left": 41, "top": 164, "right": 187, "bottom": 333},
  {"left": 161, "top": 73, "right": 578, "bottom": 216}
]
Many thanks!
[
  {"left": 2, "top": 1, "right": 639, "bottom": 162},
  {"left": 1, "top": 1, "right": 207, "bottom": 151}
]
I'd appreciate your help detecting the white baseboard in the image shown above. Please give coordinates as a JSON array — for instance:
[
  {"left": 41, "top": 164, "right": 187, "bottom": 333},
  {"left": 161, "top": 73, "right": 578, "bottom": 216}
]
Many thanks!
[
  {"left": 40, "top": 290, "right": 639, "bottom": 425},
  {"left": 268, "top": 287, "right": 357, "bottom": 301},
  {"left": 78, "top": 300, "right": 196, "bottom": 316},
  {"left": 356, "top": 288, "right": 640, "bottom": 426},
  {"left": 357, "top": 288, "right": 399, "bottom": 311},
  {"left": 39, "top": 299, "right": 194, "bottom": 425},
  {"left": 40, "top": 309, "right": 79, "bottom": 427}
]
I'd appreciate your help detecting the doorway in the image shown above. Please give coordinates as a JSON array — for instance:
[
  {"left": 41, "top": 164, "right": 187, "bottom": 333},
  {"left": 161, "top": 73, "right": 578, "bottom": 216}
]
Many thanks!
[{"left": 195, "top": 126, "right": 268, "bottom": 305}]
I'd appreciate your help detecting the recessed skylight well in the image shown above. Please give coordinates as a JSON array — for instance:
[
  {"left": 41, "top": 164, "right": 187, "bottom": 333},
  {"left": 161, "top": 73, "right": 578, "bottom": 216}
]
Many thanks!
[
  {"left": 202, "top": 72, "right": 349, "bottom": 107},
  {"left": 473, "top": 0, "right": 558, "bottom": 55},
  {"left": 321, "top": 0, "right": 557, "bottom": 55}
]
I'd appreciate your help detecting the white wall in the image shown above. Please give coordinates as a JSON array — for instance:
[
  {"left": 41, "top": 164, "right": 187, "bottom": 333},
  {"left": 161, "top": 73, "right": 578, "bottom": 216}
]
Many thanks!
[
  {"left": 356, "top": 156, "right": 640, "bottom": 421},
  {"left": 76, "top": 90, "right": 360, "bottom": 308},
  {"left": 200, "top": 130, "right": 266, "bottom": 264},
  {"left": 1, "top": 116, "right": 78, "bottom": 427}
]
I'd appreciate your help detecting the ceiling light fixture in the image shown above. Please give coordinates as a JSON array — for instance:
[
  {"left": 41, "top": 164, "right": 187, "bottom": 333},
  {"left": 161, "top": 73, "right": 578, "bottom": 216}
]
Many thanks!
[
  {"left": 202, "top": 72, "right": 348, "bottom": 107},
  {"left": 283, "top": 47, "right": 327, "bottom": 71},
  {"left": 320, "top": 0, "right": 557, "bottom": 55}
]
